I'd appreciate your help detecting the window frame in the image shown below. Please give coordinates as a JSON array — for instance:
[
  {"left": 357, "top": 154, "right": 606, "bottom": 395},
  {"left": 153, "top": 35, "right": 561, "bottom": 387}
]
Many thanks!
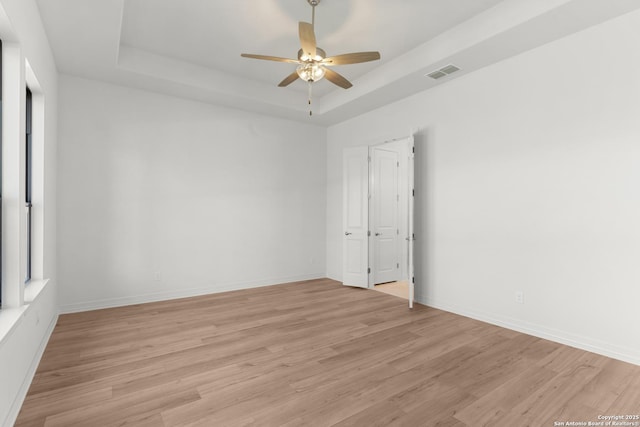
[{"left": 25, "top": 86, "right": 32, "bottom": 283}]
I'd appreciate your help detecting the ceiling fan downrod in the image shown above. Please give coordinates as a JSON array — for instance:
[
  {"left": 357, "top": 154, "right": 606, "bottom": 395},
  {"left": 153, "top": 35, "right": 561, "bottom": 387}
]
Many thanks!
[{"left": 307, "top": 0, "right": 320, "bottom": 27}]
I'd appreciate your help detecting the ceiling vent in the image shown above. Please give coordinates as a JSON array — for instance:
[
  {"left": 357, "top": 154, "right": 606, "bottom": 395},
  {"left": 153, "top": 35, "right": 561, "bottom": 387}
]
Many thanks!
[{"left": 426, "top": 64, "right": 460, "bottom": 80}]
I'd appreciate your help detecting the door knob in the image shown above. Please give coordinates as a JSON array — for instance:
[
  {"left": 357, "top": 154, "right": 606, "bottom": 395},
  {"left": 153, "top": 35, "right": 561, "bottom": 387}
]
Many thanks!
[
  {"left": 375, "top": 232, "right": 381, "bottom": 236},
  {"left": 344, "top": 232, "right": 352, "bottom": 236}
]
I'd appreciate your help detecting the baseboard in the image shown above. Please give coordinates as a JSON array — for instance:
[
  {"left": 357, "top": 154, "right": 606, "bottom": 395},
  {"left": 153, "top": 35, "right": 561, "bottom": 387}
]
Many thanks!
[
  {"left": 418, "top": 295, "right": 640, "bottom": 367},
  {"left": 59, "top": 273, "right": 326, "bottom": 314},
  {"left": 4, "top": 311, "right": 58, "bottom": 427}
]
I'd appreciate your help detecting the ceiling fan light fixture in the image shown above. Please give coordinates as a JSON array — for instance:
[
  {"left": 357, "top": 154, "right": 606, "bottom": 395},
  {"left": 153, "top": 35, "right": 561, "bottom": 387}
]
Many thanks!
[
  {"left": 296, "top": 63, "right": 325, "bottom": 82},
  {"left": 298, "top": 48, "right": 326, "bottom": 63}
]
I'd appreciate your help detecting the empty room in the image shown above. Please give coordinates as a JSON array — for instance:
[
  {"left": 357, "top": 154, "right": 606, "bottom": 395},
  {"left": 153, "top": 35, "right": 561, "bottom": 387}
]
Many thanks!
[{"left": 1, "top": 0, "right": 640, "bottom": 426}]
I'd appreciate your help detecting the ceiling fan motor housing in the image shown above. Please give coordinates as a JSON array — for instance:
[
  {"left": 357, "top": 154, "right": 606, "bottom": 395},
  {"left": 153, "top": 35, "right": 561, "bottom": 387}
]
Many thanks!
[{"left": 298, "top": 48, "right": 326, "bottom": 62}]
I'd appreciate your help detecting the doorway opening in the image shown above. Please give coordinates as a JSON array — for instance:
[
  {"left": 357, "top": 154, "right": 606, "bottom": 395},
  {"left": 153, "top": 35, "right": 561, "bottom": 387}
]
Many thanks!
[{"left": 342, "top": 136, "right": 415, "bottom": 308}]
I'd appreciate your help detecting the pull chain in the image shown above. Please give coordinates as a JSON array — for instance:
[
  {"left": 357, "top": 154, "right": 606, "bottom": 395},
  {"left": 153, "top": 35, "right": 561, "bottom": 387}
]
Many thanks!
[{"left": 308, "top": 81, "right": 313, "bottom": 116}]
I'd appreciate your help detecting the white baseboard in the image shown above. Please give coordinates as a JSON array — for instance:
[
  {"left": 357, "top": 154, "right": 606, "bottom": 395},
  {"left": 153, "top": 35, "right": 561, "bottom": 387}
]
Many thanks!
[
  {"left": 5, "top": 311, "right": 58, "bottom": 427},
  {"left": 59, "top": 273, "right": 326, "bottom": 314},
  {"left": 418, "top": 295, "right": 640, "bottom": 367}
]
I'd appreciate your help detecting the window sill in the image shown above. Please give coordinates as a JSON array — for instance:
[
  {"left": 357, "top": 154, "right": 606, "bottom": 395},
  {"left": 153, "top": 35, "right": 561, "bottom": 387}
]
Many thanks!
[
  {"left": 24, "top": 278, "right": 50, "bottom": 304},
  {"left": 0, "top": 278, "right": 50, "bottom": 348}
]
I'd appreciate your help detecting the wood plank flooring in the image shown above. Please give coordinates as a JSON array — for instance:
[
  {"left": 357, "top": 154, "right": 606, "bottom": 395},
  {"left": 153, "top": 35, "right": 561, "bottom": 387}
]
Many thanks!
[
  {"left": 15, "top": 279, "right": 640, "bottom": 426},
  {"left": 374, "top": 281, "right": 409, "bottom": 300}
]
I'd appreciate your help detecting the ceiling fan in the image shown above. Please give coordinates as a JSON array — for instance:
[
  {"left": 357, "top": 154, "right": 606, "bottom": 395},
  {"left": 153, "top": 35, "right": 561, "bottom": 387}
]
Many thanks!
[{"left": 241, "top": 0, "right": 381, "bottom": 115}]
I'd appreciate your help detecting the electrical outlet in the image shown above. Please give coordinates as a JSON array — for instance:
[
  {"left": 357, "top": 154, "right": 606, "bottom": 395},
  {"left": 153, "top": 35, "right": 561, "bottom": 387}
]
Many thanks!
[{"left": 515, "top": 291, "right": 524, "bottom": 304}]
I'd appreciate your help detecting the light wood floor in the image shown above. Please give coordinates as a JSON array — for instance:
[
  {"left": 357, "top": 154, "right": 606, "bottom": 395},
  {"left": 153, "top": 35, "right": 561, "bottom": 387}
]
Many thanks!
[
  {"left": 374, "top": 281, "right": 409, "bottom": 300},
  {"left": 16, "top": 279, "right": 640, "bottom": 426}
]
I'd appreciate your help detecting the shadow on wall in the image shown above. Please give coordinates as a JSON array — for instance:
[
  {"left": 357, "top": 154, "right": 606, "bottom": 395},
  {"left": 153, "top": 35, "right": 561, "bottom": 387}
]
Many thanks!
[{"left": 413, "top": 128, "right": 432, "bottom": 304}]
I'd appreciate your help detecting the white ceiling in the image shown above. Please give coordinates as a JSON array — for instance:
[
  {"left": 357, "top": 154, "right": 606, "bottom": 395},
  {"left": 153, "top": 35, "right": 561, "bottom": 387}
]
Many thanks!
[
  {"left": 119, "top": 0, "right": 503, "bottom": 95},
  {"left": 36, "top": 0, "right": 640, "bottom": 125}
]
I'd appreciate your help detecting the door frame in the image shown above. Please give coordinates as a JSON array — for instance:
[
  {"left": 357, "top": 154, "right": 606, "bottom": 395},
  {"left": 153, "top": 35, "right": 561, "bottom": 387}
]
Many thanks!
[{"left": 342, "top": 136, "right": 415, "bottom": 308}]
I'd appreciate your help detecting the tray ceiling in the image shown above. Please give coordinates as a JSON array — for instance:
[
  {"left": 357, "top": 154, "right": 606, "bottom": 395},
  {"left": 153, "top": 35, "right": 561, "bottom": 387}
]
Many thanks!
[{"left": 36, "top": 0, "right": 640, "bottom": 125}]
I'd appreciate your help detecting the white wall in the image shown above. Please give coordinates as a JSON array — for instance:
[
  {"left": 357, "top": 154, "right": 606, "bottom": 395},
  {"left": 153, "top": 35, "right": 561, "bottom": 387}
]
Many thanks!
[
  {"left": 58, "top": 75, "right": 326, "bottom": 312},
  {"left": 0, "top": 0, "right": 58, "bottom": 425},
  {"left": 326, "top": 9, "right": 640, "bottom": 365}
]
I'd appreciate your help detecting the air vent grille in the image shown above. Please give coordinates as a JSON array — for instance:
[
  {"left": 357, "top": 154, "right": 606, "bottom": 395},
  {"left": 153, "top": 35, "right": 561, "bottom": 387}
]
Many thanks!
[
  {"left": 440, "top": 64, "right": 460, "bottom": 74},
  {"left": 426, "top": 64, "right": 461, "bottom": 80},
  {"left": 427, "top": 70, "right": 447, "bottom": 80}
]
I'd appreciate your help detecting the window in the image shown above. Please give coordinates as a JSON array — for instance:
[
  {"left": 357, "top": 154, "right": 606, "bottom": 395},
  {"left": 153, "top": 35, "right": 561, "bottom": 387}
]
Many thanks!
[
  {"left": 0, "top": 40, "right": 3, "bottom": 305},
  {"left": 25, "top": 87, "right": 32, "bottom": 283},
  {"left": 0, "top": 43, "right": 46, "bottom": 309}
]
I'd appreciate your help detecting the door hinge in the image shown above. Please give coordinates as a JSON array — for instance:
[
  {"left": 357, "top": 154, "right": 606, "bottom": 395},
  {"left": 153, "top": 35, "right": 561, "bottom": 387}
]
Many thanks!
[
  {"left": 368, "top": 267, "right": 371, "bottom": 274},
  {"left": 367, "top": 230, "right": 371, "bottom": 236},
  {"left": 412, "top": 276, "right": 415, "bottom": 283},
  {"left": 412, "top": 146, "right": 415, "bottom": 154},
  {"left": 397, "top": 263, "right": 399, "bottom": 269},
  {"left": 397, "top": 229, "right": 399, "bottom": 235},
  {"left": 412, "top": 189, "right": 415, "bottom": 197},
  {"left": 397, "top": 161, "right": 400, "bottom": 167}
]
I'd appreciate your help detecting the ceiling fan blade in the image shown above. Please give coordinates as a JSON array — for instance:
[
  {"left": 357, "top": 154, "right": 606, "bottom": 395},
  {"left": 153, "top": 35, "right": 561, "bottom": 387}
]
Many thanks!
[
  {"left": 324, "top": 67, "right": 352, "bottom": 89},
  {"left": 241, "top": 54, "right": 300, "bottom": 64},
  {"left": 278, "top": 71, "right": 300, "bottom": 87},
  {"left": 299, "top": 22, "right": 317, "bottom": 58},
  {"left": 323, "top": 51, "right": 381, "bottom": 65}
]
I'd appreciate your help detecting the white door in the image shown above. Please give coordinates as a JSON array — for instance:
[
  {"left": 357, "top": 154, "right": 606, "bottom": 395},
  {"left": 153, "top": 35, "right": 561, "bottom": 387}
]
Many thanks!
[
  {"left": 408, "top": 137, "right": 415, "bottom": 308},
  {"left": 371, "top": 147, "right": 400, "bottom": 285},
  {"left": 343, "top": 146, "right": 369, "bottom": 288}
]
